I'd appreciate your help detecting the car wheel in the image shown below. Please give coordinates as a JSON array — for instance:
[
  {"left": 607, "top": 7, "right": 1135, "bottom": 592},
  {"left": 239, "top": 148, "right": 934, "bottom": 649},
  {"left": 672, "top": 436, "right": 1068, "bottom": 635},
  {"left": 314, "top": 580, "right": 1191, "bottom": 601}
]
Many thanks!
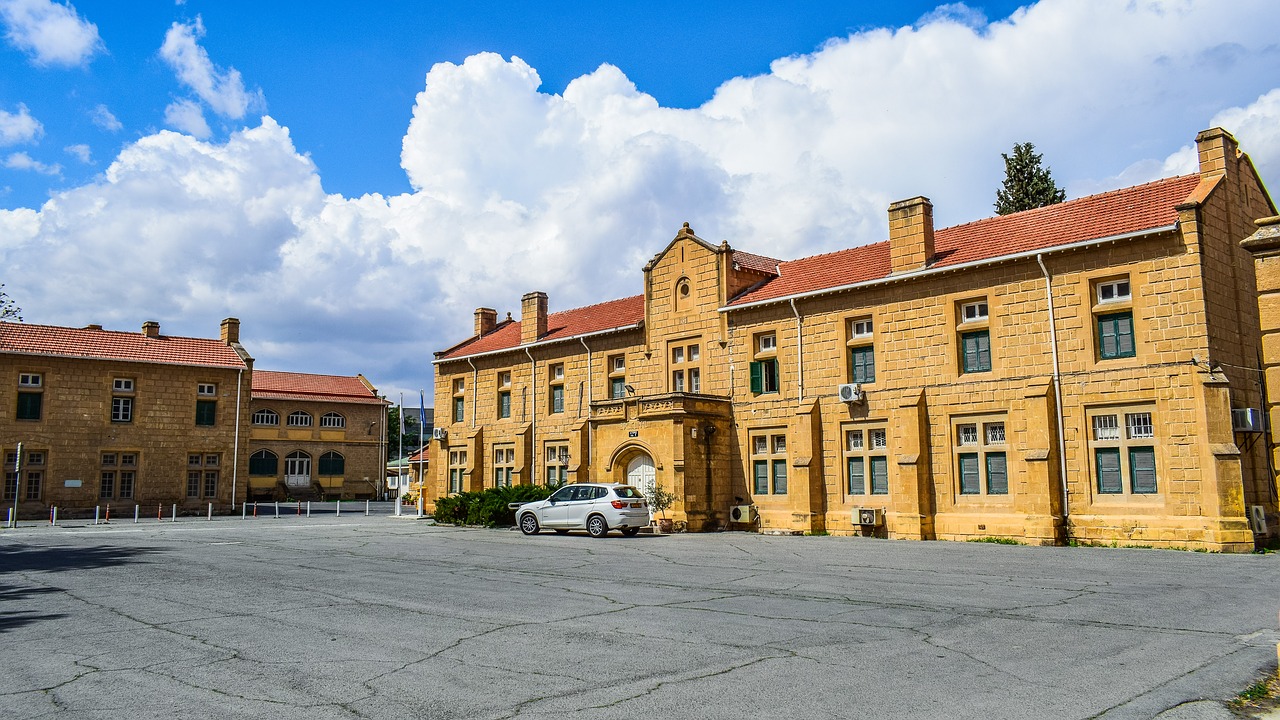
[
  {"left": 554, "top": 529, "right": 569, "bottom": 535},
  {"left": 586, "top": 515, "right": 609, "bottom": 538},
  {"left": 519, "top": 513, "right": 540, "bottom": 535},
  {"left": 621, "top": 527, "right": 640, "bottom": 537}
]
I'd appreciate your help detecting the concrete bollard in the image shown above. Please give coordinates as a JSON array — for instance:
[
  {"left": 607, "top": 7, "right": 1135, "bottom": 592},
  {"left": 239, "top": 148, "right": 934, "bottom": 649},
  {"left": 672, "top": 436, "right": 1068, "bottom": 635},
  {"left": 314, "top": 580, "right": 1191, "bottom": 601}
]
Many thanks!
[
  {"left": 94, "top": 505, "right": 100, "bottom": 525},
  {"left": 336, "top": 500, "right": 341, "bottom": 517},
  {"left": 207, "top": 502, "right": 212, "bottom": 520},
  {"left": 171, "top": 504, "right": 177, "bottom": 522},
  {"left": 134, "top": 504, "right": 139, "bottom": 523},
  {"left": 306, "top": 501, "right": 311, "bottom": 518},
  {"left": 52, "top": 507, "right": 57, "bottom": 526},
  {"left": 241, "top": 502, "right": 246, "bottom": 520},
  {"left": 274, "top": 501, "right": 279, "bottom": 519},
  {"left": 365, "top": 499, "right": 370, "bottom": 516}
]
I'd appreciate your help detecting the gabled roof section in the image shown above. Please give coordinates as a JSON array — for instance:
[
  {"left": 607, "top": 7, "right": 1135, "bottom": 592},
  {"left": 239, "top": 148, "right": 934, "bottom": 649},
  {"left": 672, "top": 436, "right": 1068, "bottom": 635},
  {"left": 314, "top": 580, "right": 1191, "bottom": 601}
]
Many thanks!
[
  {"left": 731, "top": 249, "right": 781, "bottom": 276},
  {"left": 252, "top": 370, "right": 385, "bottom": 405},
  {"left": 437, "top": 295, "right": 644, "bottom": 362},
  {"left": 0, "top": 322, "right": 248, "bottom": 369},
  {"left": 728, "top": 174, "right": 1200, "bottom": 307}
]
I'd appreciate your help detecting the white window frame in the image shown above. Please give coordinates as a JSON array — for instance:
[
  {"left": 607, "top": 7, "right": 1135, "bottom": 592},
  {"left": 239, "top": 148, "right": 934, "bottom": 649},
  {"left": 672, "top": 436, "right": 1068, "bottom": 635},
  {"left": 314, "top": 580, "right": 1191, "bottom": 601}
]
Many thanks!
[
  {"left": 1097, "top": 279, "right": 1132, "bottom": 304},
  {"left": 18, "top": 373, "right": 41, "bottom": 388},
  {"left": 113, "top": 378, "right": 134, "bottom": 392},
  {"left": 197, "top": 383, "right": 217, "bottom": 396},
  {"left": 758, "top": 333, "right": 776, "bottom": 352},
  {"left": 961, "top": 300, "right": 988, "bottom": 322},
  {"left": 319, "top": 412, "right": 345, "bottom": 429},
  {"left": 287, "top": 411, "right": 313, "bottom": 427},
  {"left": 851, "top": 318, "right": 873, "bottom": 338},
  {"left": 252, "top": 408, "right": 279, "bottom": 425}
]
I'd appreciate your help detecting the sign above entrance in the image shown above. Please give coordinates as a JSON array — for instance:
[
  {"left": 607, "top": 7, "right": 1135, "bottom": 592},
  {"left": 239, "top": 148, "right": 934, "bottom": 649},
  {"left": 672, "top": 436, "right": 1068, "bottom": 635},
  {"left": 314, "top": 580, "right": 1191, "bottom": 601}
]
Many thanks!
[{"left": 628, "top": 431, "right": 639, "bottom": 438}]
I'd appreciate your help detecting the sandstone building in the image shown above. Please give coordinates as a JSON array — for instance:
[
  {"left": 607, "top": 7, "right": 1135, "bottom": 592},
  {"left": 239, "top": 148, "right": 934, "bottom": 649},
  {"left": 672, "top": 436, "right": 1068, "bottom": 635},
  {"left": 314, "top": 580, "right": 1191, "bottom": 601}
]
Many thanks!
[
  {"left": 429, "top": 128, "right": 1276, "bottom": 552},
  {"left": 1, "top": 318, "right": 387, "bottom": 514},
  {"left": 247, "top": 370, "right": 385, "bottom": 501}
]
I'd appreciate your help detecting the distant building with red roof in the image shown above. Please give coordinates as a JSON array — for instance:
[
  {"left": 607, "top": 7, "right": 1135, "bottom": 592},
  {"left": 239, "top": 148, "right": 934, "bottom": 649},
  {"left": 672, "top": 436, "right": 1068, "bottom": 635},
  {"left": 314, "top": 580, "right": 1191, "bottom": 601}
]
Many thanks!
[
  {"left": 1, "top": 317, "right": 388, "bottom": 512},
  {"left": 427, "top": 128, "right": 1276, "bottom": 551}
]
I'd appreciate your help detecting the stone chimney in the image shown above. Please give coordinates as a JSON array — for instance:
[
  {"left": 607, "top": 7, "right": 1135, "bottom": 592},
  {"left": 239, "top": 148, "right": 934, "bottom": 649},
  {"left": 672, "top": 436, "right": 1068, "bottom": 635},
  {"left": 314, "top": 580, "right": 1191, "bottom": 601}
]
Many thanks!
[
  {"left": 474, "top": 307, "right": 497, "bottom": 337},
  {"left": 888, "top": 196, "right": 935, "bottom": 274},
  {"left": 220, "top": 317, "right": 240, "bottom": 344},
  {"left": 521, "top": 292, "right": 548, "bottom": 345},
  {"left": 1195, "top": 127, "right": 1239, "bottom": 178},
  {"left": 142, "top": 321, "right": 160, "bottom": 338}
]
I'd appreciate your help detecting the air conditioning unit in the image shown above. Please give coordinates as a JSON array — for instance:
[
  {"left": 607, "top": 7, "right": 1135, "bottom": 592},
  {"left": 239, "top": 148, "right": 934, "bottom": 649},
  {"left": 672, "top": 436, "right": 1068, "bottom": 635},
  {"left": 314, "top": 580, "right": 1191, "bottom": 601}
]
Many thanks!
[
  {"left": 431, "top": 427, "right": 448, "bottom": 441},
  {"left": 837, "top": 383, "right": 864, "bottom": 403},
  {"left": 1231, "top": 408, "right": 1264, "bottom": 433},
  {"left": 729, "top": 504, "right": 756, "bottom": 523},
  {"left": 852, "top": 507, "right": 883, "bottom": 526},
  {"left": 1249, "top": 505, "right": 1268, "bottom": 534}
]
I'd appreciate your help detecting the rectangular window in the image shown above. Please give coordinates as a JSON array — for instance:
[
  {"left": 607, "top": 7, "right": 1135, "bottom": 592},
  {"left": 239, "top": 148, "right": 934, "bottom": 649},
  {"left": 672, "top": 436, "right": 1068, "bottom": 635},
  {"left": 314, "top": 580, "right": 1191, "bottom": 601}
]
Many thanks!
[
  {"left": 610, "top": 377, "right": 625, "bottom": 400},
  {"left": 113, "top": 378, "right": 134, "bottom": 392},
  {"left": 498, "top": 390, "right": 511, "bottom": 419},
  {"left": 869, "top": 457, "right": 889, "bottom": 495},
  {"left": 672, "top": 369, "right": 685, "bottom": 392},
  {"left": 749, "top": 359, "right": 779, "bottom": 394},
  {"left": 850, "top": 346, "right": 875, "bottom": 383},
  {"left": 119, "top": 471, "right": 135, "bottom": 499},
  {"left": 1087, "top": 405, "right": 1158, "bottom": 496},
  {"left": 111, "top": 396, "right": 133, "bottom": 423},
  {"left": 689, "top": 368, "right": 700, "bottom": 393},
  {"left": 961, "top": 330, "right": 991, "bottom": 373},
  {"left": 203, "top": 471, "right": 218, "bottom": 498},
  {"left": 100, "top": 471, "right": 115, "bottom": 499},
  {"left": 845, "top": 425, "right": 889, "bottom": 496},
  {"left": 847, "top": 457, "right": 865, "bottom": 495},
  {"left": 453, "top": 396, "right": 465, "bottom": 423},
  {"left": 16, "top": 392, "right": 41, "bottom": 420},
  {"left": 671, "top": 346, "right": 684, "bottom": 364},
  {"left": 544, "top": 443, "right": 568, "bottom": 485},
  {"left": 961, "top": 300, "right": 988, "bottom": 322},
  {"left": 550, "top": 364, "right": 564, "bottom": 381},
  {"left": 4, "top": 470, "right": 16, "bottom": 500},
  {"left": 448, "top": 449, "right": 467, "bottom": 494},
  {"left": 1097, "top": 279, "right": 1131, "bottom": 303},
  {"left": 668, "top": 338, "right": 702, "bottom": 394},
  {"left": 195, "top": 400, "right": 217, "bottom": 426},
  {"left": 187, "top": 470, "right": 201, "bottom": 498},
  {"left": 611, "top": 356, "right": 625, "bottom": 372},
  {"left": 24, "top": 471, "right": 41, "bottom": 500},
  {"left": 758, "top": 334, "right": 776, "bottom": 352},
  {"left": 953, "top": 414, "right": 1008, "bottom": 497},
  {"left": 851, "top": 318, "right": 873, "bottom": 338},
  {"left": 18, "top": 373, "right": 41, "bottom": 387},
  {"left": 550, "top": 385, "right": 564, "bottom": 414},
  {"left": 1097, "top": 312, "right": 1135, "bottom": 359},
  {"left": 492, "top": 446, "right": 515, "bottom": 488},
  {"left": 749, "top": 431, "right": 788, "bottom": 496},
  {"left": 197, "top": 383, "right": 216, "bottom": 396}
]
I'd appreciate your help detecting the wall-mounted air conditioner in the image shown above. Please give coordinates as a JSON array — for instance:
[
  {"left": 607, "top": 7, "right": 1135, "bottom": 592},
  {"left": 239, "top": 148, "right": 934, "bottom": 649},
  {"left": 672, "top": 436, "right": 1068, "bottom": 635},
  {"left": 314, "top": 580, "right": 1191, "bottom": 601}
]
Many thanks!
[
  {"left": 1249, "top": 505, "right": 1268, "bottom": 534},
  {"left": 729, "top": 504, "right": 756, "bottom": 523},
  {"left": 852, "top": 507, "right": 883, "bottom": 526},
  {"left": 1231, "top": 408, "right": 1264, "bottom": 433},
  {"left": 837, "top": 383, "right": 864, "bottom": 403},
  {"left": 431, "top": 427, "right": 448, "bottom": 441}
]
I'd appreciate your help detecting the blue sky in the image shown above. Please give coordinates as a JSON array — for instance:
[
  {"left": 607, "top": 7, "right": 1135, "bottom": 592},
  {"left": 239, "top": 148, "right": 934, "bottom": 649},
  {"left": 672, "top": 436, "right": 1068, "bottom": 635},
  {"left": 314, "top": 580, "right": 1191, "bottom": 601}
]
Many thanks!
[{"left": 1, "top": 0, "right": 1279, "bottom": 400}]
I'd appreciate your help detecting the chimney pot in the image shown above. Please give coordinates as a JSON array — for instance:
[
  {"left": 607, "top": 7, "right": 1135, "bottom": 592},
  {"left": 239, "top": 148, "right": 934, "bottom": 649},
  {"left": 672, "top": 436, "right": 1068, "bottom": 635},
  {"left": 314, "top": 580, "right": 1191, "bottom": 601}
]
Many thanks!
[
  {"left": 520, "top": 292, "right": 548, "bottom": 345},
  {"left": 220, "top": 317, "right": 240, "bottom": 345},
  {"left": 887, "top": 196, "right": 935, "bottom": 274},
  {"left": 142, "top": 321, "right": 160, "bottom": 338}
]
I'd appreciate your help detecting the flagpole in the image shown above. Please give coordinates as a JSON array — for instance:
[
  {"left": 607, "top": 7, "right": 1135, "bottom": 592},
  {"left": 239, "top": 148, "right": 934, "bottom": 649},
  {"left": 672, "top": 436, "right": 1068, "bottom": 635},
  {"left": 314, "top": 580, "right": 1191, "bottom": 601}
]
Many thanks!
[
  {"left": 419, "top": 390, "right": 427, "bottom": 518},
  {"left": 396, "top": 393, "right": 404, "bottom": 516}
]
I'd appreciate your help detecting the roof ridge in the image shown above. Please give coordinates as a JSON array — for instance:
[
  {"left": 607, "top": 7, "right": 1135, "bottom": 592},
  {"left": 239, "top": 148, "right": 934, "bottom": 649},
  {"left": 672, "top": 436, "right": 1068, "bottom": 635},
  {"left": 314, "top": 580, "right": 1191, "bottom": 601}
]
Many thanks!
[
  {"left": 2, "top": 321, "right": 228, "bottom": 344},
  {"left": 548, "top": 293, "right": 644, "bottom": 318}
]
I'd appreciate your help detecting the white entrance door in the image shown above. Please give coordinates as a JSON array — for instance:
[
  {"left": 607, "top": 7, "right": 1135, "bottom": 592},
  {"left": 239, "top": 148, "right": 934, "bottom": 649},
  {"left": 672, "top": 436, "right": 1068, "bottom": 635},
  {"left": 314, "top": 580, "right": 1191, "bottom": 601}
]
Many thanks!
[
  {"left": 285, "top": 452, "right": 311, "bottom": 488},
  {"left": 626, "top": 454, "right": 656, "bottom": 519}
]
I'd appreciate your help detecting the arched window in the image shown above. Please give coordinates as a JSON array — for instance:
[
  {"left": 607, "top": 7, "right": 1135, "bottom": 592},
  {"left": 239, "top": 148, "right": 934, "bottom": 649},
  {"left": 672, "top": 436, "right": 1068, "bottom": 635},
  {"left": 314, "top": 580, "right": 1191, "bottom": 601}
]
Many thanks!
[
  {"left": 287, "top": 411, "right": 312, "bottom": 427},
  {"left": 249, "top": 449, "right": 278, "bottom": 475},
  {"left": 319, "top": 451, "right": 345, "bottom": 476},
  {"left": 320, "top": 412, "right": 345, "bottom": 429},
  {"left": 252, "top": 408, "right": 279, "bottom": 426}
]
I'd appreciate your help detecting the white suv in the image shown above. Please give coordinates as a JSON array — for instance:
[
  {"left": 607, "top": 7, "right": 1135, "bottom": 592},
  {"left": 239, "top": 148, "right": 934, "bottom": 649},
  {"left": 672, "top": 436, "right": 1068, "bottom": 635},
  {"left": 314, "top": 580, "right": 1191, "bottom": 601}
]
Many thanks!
[{"left": 516, "top": 483, "right": 650, "bottom": 538}]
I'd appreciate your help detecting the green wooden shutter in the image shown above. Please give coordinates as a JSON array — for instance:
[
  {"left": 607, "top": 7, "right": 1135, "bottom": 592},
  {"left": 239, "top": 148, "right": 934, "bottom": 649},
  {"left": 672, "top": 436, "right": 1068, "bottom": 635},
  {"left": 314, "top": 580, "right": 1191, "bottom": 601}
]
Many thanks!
[{"left": 749, "top": 361, "right": 763, "bottom": 393}]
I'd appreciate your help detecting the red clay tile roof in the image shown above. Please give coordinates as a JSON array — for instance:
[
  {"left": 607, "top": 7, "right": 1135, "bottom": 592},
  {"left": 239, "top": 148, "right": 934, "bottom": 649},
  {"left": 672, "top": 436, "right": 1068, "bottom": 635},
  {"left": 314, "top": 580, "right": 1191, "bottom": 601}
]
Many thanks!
[
  {"left": 0, "top": 322, "right": 248, "bottom": 368},
  {"left": 437, "top": 295, "right": 644, "bottom": 361},
  {"left": 731, "top": 250, "right": 781, "bottom": 275},
  {"left": 728, "top": 175, "right": 1200, "bottom": 307},
  {"left": 252, "top": 370, "right": 384, "bottom": 404}
]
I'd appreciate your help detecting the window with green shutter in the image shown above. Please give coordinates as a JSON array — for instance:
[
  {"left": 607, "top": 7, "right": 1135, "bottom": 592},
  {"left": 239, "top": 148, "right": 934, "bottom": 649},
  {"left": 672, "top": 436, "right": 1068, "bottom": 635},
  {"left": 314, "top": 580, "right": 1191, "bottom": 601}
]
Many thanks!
[
  {"left": 771, "top": 459, "right": 788, "bottom": 494},
  {"left": 985, "top": 452, "right": 1008, "bottom": 495},
  {"left": 195, "top": 399, "right": 217, "bottom": 426},
  {"left": 958, "top": 453, "right": 980, "bottom": 494},
  {"left": 1129, "top": 447, "right": 1157, "bottom": 494},
  {"left": 850, "top": 346, "right": 875, "bottom": 383},
  {"left": 753, "top": 460, "right": 769, "bottom": 494},
  {"left": 960, "top": 330, "right": 991, "bottom": 373},
  {"left": 847, "top": 457, "right": 865, "bottom": 495},
  {"left": 749, "top": 359, "right": 778, "bottom": 394},
  {"left": 1097, "top": 312, "right": 1135, "bottom": 359},
  {"left": 498, "top": 391, "right": 511, "bottom": 419},
  {"left": 1095, "top": 448, "right": 1122, "bottom": 494},
  {"left": 869, "top": 456, "right": 889, "bottom": 495}
]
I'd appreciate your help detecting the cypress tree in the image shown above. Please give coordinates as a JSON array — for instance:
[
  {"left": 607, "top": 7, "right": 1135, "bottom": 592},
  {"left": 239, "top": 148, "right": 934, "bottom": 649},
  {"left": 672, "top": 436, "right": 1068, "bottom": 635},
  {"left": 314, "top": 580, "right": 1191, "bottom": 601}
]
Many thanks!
[{"left": 994, "top": 142, "right": 1066, "bottom": 215}]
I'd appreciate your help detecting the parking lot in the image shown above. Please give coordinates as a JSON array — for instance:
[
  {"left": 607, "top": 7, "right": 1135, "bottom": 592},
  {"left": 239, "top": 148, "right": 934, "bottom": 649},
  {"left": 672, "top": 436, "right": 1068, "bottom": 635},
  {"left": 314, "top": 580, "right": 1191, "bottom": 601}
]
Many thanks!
[{"left": 1, "top": 515, "right": 1277, "bottom": 719}]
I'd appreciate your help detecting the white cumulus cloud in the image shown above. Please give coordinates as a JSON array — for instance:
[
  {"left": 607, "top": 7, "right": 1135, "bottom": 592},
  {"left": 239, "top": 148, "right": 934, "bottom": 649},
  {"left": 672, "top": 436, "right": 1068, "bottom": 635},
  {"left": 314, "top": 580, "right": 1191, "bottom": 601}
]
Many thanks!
[
  {"left": 163, "top": 98, "right": 211, "bottom": 138},
  {"left": 0, "top": 103, "right": 42, "bottom": 145},
  {"left": 0, "top": 0, "right": 101, "bottom": 67},
  {"left": 1, "top": 0, "right": 1279, "bottom": 399},
  {"left": 64, "top": 143, "right": 90, "bottom": 163},
  {"left": 90, "top": 103, "right": 122, "bottom": 132},
  {"left": 4, "top": 151, "right": 60, "bottom": 175},
  {"left": 160, "top": 16, "right": 261, "bottom": 120}
]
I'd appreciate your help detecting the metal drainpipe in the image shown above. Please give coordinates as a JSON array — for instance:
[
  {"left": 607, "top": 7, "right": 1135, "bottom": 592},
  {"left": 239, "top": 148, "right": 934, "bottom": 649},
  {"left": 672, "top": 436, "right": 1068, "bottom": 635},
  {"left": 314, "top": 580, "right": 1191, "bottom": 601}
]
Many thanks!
[
  {"left": 790, "top": 298, "right": 804, "bottom": 401},
  {"left": 581, "top": 338, "right": 592, "bottom": 480},
  {"left": 467, "top": 358, "right": 477, "bottom": 429},
  {"left": 1036, "top": 254, "right": 1070, "bottom": 523},
  {"left": 526, "top": 347, "right": 536, "bottom": 484},
  {"left": 231, "top": 367, "right": 242, "bottom": 510}
]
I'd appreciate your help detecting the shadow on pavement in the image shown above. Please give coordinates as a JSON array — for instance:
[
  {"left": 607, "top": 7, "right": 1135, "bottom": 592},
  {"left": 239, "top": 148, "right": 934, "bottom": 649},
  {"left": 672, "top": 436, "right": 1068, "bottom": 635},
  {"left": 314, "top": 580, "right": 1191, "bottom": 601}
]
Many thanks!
[{"left": 0, "top": 543, "right": 164, "bottom": 574}]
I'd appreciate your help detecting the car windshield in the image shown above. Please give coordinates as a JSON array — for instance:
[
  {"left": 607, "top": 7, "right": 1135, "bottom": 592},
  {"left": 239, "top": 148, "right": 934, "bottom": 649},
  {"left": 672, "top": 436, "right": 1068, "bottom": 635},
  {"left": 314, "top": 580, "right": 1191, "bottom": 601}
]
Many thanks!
[{"left": 613, "top": 486, "right": 643, "bottom": 499}]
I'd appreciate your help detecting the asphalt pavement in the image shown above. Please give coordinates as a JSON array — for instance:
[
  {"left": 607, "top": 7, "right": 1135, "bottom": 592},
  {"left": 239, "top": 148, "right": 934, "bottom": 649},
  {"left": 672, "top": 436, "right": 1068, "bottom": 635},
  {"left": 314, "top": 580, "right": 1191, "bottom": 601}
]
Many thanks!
[{"left": 0, "top": 515, "right": 1277, "bottom": 719}]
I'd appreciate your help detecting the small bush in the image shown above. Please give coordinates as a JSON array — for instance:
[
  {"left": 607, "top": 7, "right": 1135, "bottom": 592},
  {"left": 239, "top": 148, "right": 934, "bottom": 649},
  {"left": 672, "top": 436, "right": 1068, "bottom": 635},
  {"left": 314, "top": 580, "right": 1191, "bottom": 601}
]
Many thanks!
[
  {"left": 434, "top": 484, "right": 558, "bottom": 527},
  {"left": 968, "top": 536, "right": 1023, "bottom": 545}
]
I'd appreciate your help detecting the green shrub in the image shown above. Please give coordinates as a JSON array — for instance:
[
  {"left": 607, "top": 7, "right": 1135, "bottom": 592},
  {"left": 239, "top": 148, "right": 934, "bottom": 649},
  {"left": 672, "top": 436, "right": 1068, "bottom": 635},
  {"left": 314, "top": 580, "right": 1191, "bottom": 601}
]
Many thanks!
[
  {"left": 968, "top": 536, "right": 1023, "bottom": 545},
  {"left": 434, "top": 484, "right": 558, "bottom": 527}
]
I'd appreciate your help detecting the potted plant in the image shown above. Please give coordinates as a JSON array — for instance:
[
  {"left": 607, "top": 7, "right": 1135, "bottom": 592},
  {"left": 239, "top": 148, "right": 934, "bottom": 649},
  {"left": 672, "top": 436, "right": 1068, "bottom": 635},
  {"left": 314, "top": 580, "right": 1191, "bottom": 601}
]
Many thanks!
[{"left": 647, "top": 483, "right": 676, "bottom": 534}]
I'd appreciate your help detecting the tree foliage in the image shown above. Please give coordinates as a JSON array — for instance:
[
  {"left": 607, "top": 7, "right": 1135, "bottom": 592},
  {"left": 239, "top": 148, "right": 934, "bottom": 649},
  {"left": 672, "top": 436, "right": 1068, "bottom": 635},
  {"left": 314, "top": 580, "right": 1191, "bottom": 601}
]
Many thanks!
[
  {"left": 0, "top": 284, "right": 21, "bottom": 322},
  {"left": 994, "top": 142, "right": 1066, "bottom": 215},
  {"left": 386, "top": 405, "right": 423, "bottom": 461},
  {"left": 434, "top": 484, "right": 560, "bottom": 527}
]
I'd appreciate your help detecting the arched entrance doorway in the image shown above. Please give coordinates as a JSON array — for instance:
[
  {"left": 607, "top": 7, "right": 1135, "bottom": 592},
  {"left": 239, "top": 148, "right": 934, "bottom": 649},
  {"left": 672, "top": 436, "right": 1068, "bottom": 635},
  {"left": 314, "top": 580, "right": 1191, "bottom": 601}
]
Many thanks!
[
  {"left": 626, "top": 454, "right": 656, "bottom": 509},
  {"left": 285, "top": 451, "right": 311, "bottom": 488}
]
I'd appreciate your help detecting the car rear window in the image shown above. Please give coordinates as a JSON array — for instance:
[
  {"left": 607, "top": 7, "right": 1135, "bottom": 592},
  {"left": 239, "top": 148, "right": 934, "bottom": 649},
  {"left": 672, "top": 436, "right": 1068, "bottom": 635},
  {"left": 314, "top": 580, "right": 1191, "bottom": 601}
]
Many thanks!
[{"left": 613, "top": 486, "right": 643, "bottom": 498}]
